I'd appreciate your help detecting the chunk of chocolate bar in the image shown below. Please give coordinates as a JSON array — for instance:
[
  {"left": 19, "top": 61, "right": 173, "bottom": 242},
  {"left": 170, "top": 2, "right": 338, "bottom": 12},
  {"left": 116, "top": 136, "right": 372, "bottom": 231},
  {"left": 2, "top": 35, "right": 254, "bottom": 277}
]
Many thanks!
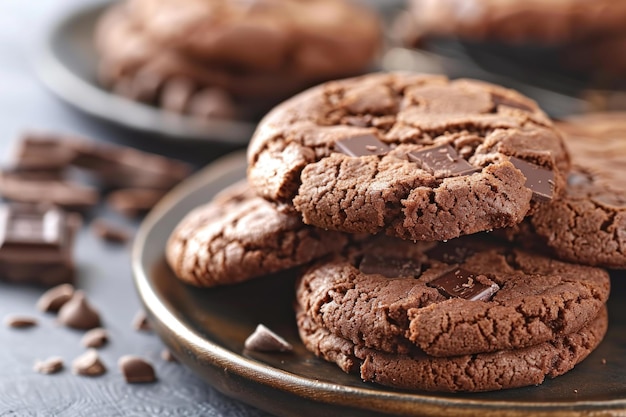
[
  {"left": 408, "top": 144, "right": 479, "bottom": 178},
  {"left": 11, "top": 132, "right": 76, "bottom": 171},
  {"left": 0, "top": 204, "right": 78, "bottom": 286},
  {"left": 106, "top": 188, "right": 167, "bottom": 218},
  {"left": 0, "top": 171, "right": 98, "bottom": 211},
  {"left": 428, "top": 268, "right": 499, "bottom": 301},
  {"left": 69, "top": 141, "right": 191, "bottom": 189},
  {"left": 244, "top": 324, "right": 293, "bottom": 353},
  {"left": 509, "top": 157, "right": 555, "bottom": 202},
  {"left": 335, "top": 134, "right": 390, "bottom": 157},
  {"left": 359, "top": 254, "right": 422, "bottom": 278}
]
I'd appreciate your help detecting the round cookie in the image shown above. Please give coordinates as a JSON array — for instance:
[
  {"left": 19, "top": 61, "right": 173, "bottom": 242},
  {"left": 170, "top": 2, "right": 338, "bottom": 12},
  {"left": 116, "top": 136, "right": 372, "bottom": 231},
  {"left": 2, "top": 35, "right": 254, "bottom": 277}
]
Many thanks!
[
  {"left": 295, "top": 234, "right": 610, "bottom": 357},
  {"left": 297, "top": 306, "right": 608, "bottom": 392},
  {"left": 405, "top": 0, "right": 626, "bottom": 45},
  {"left": 524, "top": 113, "right": 626, "bottom": 269},
  {"left": 166, "top": 180, "right": 352, "bottom": 287},
  {"left": 127, "top": 0, "right": 381, "bottom": 77},
  {"left": 248, "top": 72, "right": 569, "bottom": 241}
]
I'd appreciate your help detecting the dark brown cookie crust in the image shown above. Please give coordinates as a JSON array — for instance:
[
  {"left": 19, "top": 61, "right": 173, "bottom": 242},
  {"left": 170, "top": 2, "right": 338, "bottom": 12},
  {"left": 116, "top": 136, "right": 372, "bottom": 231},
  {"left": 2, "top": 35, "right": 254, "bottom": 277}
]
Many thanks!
[
  {"left": 296, "top": 235, "right": 610, "bottom": 357},
  {"left": 297, "top": 306, "right": 608, "bottom": 392},
  {"left": 525, "top": 114, "right": 626, "bottom": 269},
  {"left": 166, "top": 181, "right": 350, "bottom": 287},
  {"left": 247, "top": 73, "right": 569, "bottom": 241}
]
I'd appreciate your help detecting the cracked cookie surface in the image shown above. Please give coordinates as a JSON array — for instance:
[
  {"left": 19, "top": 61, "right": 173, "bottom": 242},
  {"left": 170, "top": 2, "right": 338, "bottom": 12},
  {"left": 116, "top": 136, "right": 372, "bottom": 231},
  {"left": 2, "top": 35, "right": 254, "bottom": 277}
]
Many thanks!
[
  {"left": 166, "top": 180, "right": 350, "bottom": 287},
  {"left": 295, "top": 235, "right": 610, "bottom": 357},
  {"left": 247, "top": 72, "right": 569, "bottom": 241},
  {"left": 297, "top": 305, "right": 608, "bottom": 392},
  {"left": 525, "top": 113, "right": 626, "bottom": 269}
]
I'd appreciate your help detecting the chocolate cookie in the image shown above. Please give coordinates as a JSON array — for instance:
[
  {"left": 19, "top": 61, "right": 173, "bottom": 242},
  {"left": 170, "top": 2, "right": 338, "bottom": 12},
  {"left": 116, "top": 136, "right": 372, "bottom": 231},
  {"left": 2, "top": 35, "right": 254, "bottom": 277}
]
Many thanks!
[
  {"left": 166, "top": 181, "right": 352, "bottom": 287},
  {"left": 405, "top": 0, "right": 626, "bottom": 45},
  {"left": 521, "top": 113, "right": 626, "bottom": 269},
  {"left": 295, "top": 235, "right": 610, "bottom": 357},
  {"left": 297, "top": 306, "right": 608, "bottom": 392},
  {"left": 127, "top": 0, "right": 381, "bottom": 77},
  {"left": 248, "top": 72, "right": 569, "bottom": 241}
]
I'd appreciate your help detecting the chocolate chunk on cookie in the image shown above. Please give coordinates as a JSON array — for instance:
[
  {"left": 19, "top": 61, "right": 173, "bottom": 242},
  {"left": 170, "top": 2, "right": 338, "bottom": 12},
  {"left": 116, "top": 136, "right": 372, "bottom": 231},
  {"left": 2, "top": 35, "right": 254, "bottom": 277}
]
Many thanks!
[
  {"left": 248, "top": 73, "right": 569, "bottom": 241},
  {"left": 166, "top": 180, "right": 353, "bottom": 287},
  {"left": 522, "top": 113, "right": 626, "bottom": 269},
  {"left": 297, "top": 306, "right": 608, "bottom": 392},
  {"left": 296, "top": 235, "right": 610, "bottom": 357}
]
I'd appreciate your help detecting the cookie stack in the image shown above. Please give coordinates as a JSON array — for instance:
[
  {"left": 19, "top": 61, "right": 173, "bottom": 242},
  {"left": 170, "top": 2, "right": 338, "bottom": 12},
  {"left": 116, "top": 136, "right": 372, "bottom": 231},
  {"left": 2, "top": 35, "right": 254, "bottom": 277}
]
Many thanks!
[
  {"left": 94, "top": 0, "right": 382, "bottom": 121},
  {"left": 167, "top": 72, "right": 617, "bottom": 392}
]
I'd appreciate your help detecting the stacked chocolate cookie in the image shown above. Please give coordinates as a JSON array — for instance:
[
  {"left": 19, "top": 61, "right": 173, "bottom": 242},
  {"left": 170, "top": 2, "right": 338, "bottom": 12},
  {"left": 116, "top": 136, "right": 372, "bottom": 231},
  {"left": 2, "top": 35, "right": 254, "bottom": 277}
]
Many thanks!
[
  {"left": 94, "top": 0, "right": 382, "bottom": 122},
  {"left": 167, "top": 72, "right": 616, "bottom": 392}
]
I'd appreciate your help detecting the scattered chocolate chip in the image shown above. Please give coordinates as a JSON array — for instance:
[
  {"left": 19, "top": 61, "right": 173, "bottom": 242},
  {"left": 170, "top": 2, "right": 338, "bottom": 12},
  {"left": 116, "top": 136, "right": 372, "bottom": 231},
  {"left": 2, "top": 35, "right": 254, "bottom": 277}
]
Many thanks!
[
  {"left": 34, "top": 356, "right": 64, "bottom": 374},
  {"left": 132, "top": 310, "right": 151, "bottom": 332},
  {"left": 118, "top": 355, "right": 157, "bottom": 383},
  {"left": 408, "top": 144, "right": 479, "bottom": 178},
  {"left": 106, "top": 188, "right": 167, "bottom": 218},
  {"left": 58, "top": 291, "right": 101, "bottom": 330},
  {"left": 335, "top": 134, "right": 390, "bottom": 157},
  {"left": 81, "top": 328, "right": 108, "bottom": 348},
  {"left": 601, "top": 358, "right": 607, "bottom": 365},
  {"left": 428, "top": 268, "right": 500, "bottom": 301},
  {"left": 0, "top": 204, "right": 78, "bottom": 286},
  {"left": 359, "top": 254, "right": 422, "bottom": 278},
  {"left": 573, "top": 389, "right": 579, "bottom": 394},
  {"left": 91, "top": 219, "right": 130, "bottom": 244},
  {"left": 4, "top": 314, "right": 37, "bottom": 328},
  {"left": 244, "top": 324, "right": 293, "bottom": 353},
  {"left": 36, "top": 283, "right": 75, "bottom": 313},
  {"left": 509, "top": 157, "right": 555, "bottom": 202},
  {"left": 72, "top": 349, "right": 106, "bottom": 377},
  {"left": 160, "top": 349, "right": 177, "bottom": 363}
]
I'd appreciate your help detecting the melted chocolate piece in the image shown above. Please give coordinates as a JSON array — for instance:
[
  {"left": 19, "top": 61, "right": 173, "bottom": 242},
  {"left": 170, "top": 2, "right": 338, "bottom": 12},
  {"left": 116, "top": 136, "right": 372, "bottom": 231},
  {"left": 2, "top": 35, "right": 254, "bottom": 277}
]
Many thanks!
[
  {"left": 335, "top": 134, "right": 390, "bottom": 157},
  {"left": 491, "top": 94, "right": 534, "bottom": 113},
  {"left": 408, "top": 145, "right": 479, "bottom": 178},
  {"left": 359, "top": 254, "right": 422, "bottom": 278},
  {"left": 428, "top": 268, "right": 499, "bottom": 301},
  {"left": 509, "top": 157, "right": 555, "bottom": 202}
]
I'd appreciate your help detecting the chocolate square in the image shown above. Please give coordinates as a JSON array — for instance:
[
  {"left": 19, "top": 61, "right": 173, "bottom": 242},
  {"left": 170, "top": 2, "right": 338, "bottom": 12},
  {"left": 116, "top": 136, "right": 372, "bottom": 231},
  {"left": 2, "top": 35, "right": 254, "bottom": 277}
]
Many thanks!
[
  {"left": 408, "top": 145, "right": 479, "bottom": 177},
  {"left": 0, "top": 204, "right": 63, "bottom": 248},
  {"left": 335, "top": 134, "right": 390, "bottom": 157},
  {"left": 428, "top": 268, "right": 499, "bottom": 301},
  {"left": 359, "top": 254, "right": 422, "bottom": 278},
  {"left": 509, "top": 157, "right": 555, "bottom": 202}
]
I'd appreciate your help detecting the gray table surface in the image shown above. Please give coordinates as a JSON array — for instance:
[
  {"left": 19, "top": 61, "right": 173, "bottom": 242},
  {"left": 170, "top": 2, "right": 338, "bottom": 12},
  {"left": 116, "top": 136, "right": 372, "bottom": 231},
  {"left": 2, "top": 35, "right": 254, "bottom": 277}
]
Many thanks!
[{"left": 0, "top": 1, "right": 269, "bottom": 415}]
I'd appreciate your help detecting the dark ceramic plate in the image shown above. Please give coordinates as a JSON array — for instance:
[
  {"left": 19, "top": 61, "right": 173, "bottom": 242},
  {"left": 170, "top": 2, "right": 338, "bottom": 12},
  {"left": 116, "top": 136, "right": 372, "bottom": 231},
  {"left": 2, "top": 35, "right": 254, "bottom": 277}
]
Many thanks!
[
  {"left": 132, "top": 151, "right": 626, "bottom": 417},
  {"left": 37, "top": 1, "right": 256, "bottom": 144}
]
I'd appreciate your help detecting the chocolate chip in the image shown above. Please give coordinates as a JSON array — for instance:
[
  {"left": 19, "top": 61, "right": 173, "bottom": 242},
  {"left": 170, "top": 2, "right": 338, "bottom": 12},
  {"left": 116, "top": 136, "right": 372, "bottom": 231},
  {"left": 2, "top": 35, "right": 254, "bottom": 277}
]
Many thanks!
[
  {"left": 36, "top": 283, "right": 74, "bottom": 313},
  {"left": 509, "top": 157, "right": 555, "bottom": 202},
  {"left": 132, "top": 310, "right": 151, "bottom": 332},
  {"left": 244, "top": 324, "right": 293, "bottom": 353},
  {"left": 81, "top": 328, "right": 108, "bottom": 348},
  {"left": 4, "top": 314, "right": 37, "bottom": 328},
  {"left": 408, "top": 144, "right": 479, "bottom": 178},
  {"left": 72, "top": 349, "right": 106, "bottom": 377},
  {"left": 118, "top": 355, "right": 157, "bottom": 383},
  {"left": 58, "top": 291, "right": 101, "bottom": 330},
  {"left": 428, "top": 268, "right": 499, "bottom": 301},
  {"left": 34, "top": 356, "right": 64, "bottom": 374},
  {"left": 335, "top": 134, "right": 390, "bottom": 157},
  {"left": 91, "top": 219, "right": 130, "bottom": 244},
  {"left": 0, "top": 204, "right": 78, "bottom": 286},
  {"left": 161, "top": 349, "right": 177, "bottom": 362},
  {"left": 359, "top": 254, "right": 422, "bottom": 278}
]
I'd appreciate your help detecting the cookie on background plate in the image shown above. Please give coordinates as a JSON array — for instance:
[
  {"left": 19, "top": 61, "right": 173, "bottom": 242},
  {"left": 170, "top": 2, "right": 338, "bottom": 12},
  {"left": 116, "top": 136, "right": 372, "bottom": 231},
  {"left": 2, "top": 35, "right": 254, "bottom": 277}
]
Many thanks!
[
  {"left": 297, "top": 305, "right": 608, "bottom": 393},
  {"left": 248, "top": 72, "right": 570, "bottom": 241},
  {"left": 166, "top": 181, "right": 353, "bottom": 287},
  {"left": 520, "top": 112, "right": 626, "bottom": 269},
  {"left": 296, "top": 234, "right": 610, "bottom": 357}
]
